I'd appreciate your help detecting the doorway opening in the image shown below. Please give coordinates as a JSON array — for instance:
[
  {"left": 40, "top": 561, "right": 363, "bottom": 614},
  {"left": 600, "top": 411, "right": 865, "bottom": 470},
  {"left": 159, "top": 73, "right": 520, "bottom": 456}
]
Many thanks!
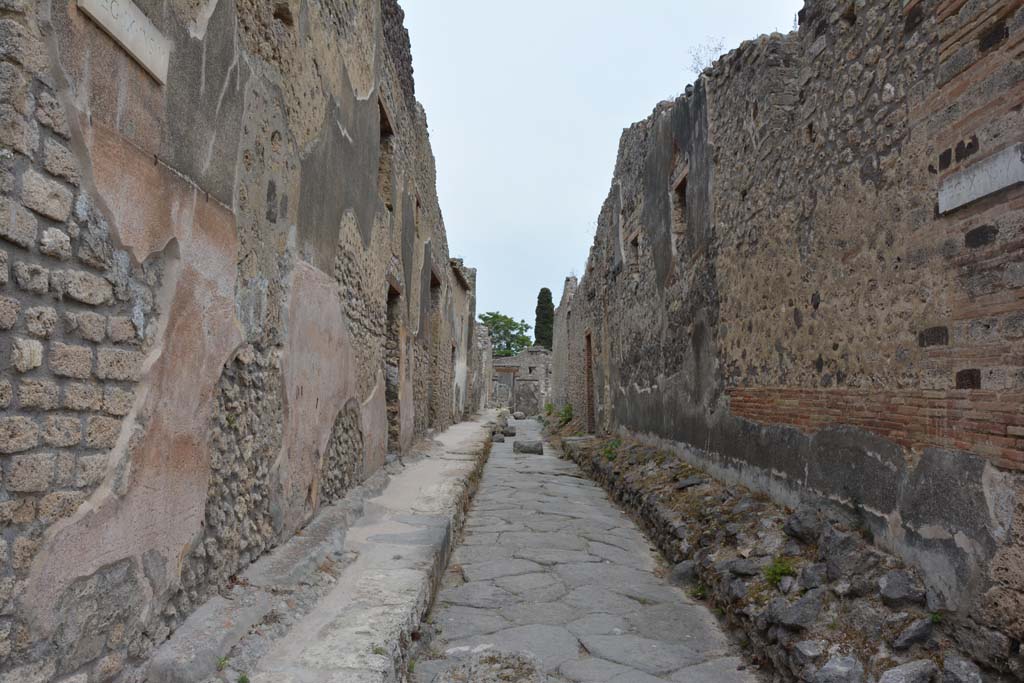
[
  {"left": 584, "top": 332, "right": 595, "bottom": 433},
  {"left": 671, "top": 174, "right": 687, "bottom": 238},
  {"left": 428, "top": 272, "right": 443, "bottom": 428},
  {"left": 385, "top": 285, "right": 401, "bottom": 454},
  {"left": 378, "top": 100, "right": 395, "bottom": 212}
]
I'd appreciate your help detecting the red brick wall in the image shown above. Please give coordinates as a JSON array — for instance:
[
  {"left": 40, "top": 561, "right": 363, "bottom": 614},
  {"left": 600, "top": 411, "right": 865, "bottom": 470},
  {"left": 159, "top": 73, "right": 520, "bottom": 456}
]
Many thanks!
[
  {"left": 728, "top": 387, "right": 1024, "bottom": 470},
  {"left": 727, "top": 0, "right": 1024, "bottom": 473}
]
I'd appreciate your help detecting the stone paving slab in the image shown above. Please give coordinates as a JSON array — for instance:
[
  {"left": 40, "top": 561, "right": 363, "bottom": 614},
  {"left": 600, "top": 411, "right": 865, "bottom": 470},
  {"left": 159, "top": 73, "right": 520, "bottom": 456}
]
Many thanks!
[{"left": 414, "top": 418, "right": 762, "bottom": 683}]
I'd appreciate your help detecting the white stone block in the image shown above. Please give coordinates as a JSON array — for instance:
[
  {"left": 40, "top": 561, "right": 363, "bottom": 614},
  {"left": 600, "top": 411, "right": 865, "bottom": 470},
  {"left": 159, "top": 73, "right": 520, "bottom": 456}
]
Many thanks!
[{"left": 939, "top": 143, "right": 1024, "bottom": 214}]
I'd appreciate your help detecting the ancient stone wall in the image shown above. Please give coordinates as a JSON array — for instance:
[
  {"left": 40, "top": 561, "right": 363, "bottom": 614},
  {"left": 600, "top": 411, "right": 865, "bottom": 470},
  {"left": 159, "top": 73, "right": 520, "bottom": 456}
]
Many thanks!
[
  {"left": 553, "top": 0, "right": 1024, "bottom": 673},
  {"left": 0, "top": 0, "right": 484, "bottom": 679},
  {"left": 466, "top": 314, "right": 493, "bottom": 416},
  {"left": 549, "top": 276, "right": 576, "bottom": 410},
  {"left": 492, "top": 346, "right": 552, "bottom": 415}
]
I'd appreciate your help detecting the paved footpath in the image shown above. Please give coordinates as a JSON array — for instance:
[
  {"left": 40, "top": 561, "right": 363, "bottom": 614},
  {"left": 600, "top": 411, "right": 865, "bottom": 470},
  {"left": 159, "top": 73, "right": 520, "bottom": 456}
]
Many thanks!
[{"left": 415, "top": 418, "right": 760, "bottom": 683}]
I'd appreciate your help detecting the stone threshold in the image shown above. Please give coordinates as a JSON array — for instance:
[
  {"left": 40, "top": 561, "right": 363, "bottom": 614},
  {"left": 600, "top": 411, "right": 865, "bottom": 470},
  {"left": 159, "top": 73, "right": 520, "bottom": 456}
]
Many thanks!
[{"left": 147, "top": 412, "right": 496, "bottom": 683}]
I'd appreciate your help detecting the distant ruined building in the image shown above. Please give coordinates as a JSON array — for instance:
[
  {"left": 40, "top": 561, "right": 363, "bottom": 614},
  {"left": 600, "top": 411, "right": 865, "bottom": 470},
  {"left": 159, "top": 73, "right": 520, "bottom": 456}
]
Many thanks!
[
  {"left": 0, "top": 0, "right": 490, "bottom": 679},
  {"left": 491, "top": 346, "right": 552, "bottom": 416},
  {"left": 552, "top": 0, "right": 1024, "bottom": 674}
]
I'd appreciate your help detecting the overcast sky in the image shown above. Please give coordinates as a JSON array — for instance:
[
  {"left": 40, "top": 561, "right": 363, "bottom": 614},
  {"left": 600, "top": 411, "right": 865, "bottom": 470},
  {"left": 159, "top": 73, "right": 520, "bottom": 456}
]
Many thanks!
[{"left": 403, "top": 1, "right": 804, "bottom": 332}]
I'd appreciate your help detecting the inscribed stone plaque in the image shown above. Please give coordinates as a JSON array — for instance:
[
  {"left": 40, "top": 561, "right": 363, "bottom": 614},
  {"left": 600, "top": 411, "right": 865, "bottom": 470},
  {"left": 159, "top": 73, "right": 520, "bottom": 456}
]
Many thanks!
[
  {"left": 939, "top": 143, "right": 1024, "bottom": 214},
  {"left": 77, "top": 0, "right": 171, "bottom": 84}
]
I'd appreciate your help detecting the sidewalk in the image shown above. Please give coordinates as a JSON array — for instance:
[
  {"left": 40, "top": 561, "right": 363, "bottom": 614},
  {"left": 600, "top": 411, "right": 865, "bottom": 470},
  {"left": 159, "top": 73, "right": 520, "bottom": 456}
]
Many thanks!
[
  {"left": 249, "top": 414, "right": 494, "bottom": 682},
  {"left": 150, "top": 412, "right": 495, "bottom": 683}
]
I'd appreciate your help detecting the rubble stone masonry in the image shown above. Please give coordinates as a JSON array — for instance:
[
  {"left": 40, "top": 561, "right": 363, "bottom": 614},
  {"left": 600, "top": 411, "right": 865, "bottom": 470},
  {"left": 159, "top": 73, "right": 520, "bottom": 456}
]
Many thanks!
[
  {"left": 0, "top": 0, "right": 488, "bottom": 680},
  {"left": 553, "top": 0, "right": 1024, "bottom": 674}
]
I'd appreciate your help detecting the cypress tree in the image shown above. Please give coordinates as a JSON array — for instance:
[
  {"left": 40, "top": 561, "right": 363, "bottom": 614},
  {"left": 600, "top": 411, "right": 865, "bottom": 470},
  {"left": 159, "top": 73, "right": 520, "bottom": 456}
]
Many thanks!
[{"left": 535, "top": 288, "right": 554, "bottom": 349}]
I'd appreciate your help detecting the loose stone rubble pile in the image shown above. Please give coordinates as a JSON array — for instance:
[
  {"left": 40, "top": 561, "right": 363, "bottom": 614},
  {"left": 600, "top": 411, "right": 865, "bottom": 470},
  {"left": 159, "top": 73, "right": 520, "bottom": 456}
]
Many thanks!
[
  {"left": 490, "top": 410, "right": 513, "bottom": 443},
  {"left": 558, "top": 433, "right": 1001, "bottom": 683}
]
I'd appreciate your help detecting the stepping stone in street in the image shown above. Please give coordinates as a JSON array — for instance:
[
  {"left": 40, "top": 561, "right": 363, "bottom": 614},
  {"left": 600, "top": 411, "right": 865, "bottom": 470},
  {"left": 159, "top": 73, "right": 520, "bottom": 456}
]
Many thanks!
[{"left": 513, "top": 438, "right": 544, "bottom": 454}]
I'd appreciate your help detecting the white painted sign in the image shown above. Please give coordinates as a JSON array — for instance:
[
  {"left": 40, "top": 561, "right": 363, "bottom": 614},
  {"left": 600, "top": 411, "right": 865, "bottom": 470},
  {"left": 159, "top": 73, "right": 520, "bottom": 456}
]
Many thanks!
[
  {"left": 939, "top": 143, "right": 1024, "bottom": 214},
  {"left": 78, "top": 0, "right": 171, "bottom": 84}
]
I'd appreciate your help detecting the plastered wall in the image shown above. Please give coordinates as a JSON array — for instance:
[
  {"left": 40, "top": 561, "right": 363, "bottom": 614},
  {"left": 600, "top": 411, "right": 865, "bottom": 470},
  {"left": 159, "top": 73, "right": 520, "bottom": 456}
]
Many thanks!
[{"left": 0, "top": 0, "right": 485, "bottom": 679}]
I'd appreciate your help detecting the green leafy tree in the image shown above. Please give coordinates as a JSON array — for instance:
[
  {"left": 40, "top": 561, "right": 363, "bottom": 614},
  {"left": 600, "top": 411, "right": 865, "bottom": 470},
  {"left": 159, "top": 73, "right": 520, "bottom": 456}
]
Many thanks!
[
  {"left": 479, "top": 311, "right": 532, "bottom": 357},
  {"left": 534, "top": 288, "right": 554, "bottom": 350}
]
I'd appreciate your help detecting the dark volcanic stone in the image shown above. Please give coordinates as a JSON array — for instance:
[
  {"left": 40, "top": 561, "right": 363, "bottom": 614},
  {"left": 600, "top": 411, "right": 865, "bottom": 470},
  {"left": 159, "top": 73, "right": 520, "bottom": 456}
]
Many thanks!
[
  {"left": 964, "top": 225, "right": 998, "bottom": 249},
  {"left": 784, "top": 505, "right": 822, "bottom": 543},
  {"left": 811, "top": 655, "right": 865, "bottom": 682},
  {"left": 782, "top": 540, "right": 804, "bottom": 556},
  {"left": 799, "top": 563, "right": 829, "bottom": 590},
  {"left": 879, "top": 570, "right": 926, "bottom": 609},
  {"left": 820, "top": 526, "right": 877, "bottom": 580},
  {"left": 774, "top": 588, "right": 826, "bottom": 630},
  {"left": 793, "top": 639, "right": 826, "bottom": 665},
  {"left": 878, "top": 659, "right": 938, "bottom": 683},
  {"left": 941, "top": 655, "right": 982, "bottom": 683},
  {"left": 512, "top": 439, "right": 543, "bottom": 454},
  {"left": 725, "top": 557, "right": 769, "bottom": 577},
  {"left": 675, "top": 475, "right": 707, "bottom": 491},
  {"left": 727, "top": 578, "right": 748, "bottom": 601},
  {"left": 669, "top": 560, "right": 696, "bottom": 586},
  {"left": 894, "top": 617, "right": 933, "bottom": 650}
]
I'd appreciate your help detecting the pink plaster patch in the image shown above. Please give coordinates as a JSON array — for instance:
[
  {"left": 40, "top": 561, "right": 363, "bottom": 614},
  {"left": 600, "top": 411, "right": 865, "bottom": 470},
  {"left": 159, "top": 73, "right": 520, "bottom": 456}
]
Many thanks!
[
  {"left": 360, "top": 371, "right": 387, "bottom": 476},
  {"left": 23, "top": 129, "right": 241, "bottom": 637},
  {"left": 274, "top": 261, "right": 358, "bottom": 534}
]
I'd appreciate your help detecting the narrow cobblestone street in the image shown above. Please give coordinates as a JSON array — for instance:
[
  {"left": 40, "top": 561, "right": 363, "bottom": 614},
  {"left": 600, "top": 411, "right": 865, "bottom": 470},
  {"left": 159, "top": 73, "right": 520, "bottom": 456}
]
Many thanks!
[
  {"left": 8, "top": 0, "right": 1023, "bottom": 679},
  {"left": 415, "top": 418, "right": 760, "bottom": 683}
]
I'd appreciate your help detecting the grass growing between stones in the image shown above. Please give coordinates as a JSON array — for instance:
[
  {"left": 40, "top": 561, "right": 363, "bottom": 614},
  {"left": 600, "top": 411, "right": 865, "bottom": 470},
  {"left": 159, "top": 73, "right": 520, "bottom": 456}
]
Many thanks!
[
  {"left": 602, "top": 438, "right": 621, "bottom": 460},
  {"left": 763, "top": 557, "right": 797, "bottom": 587}
]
